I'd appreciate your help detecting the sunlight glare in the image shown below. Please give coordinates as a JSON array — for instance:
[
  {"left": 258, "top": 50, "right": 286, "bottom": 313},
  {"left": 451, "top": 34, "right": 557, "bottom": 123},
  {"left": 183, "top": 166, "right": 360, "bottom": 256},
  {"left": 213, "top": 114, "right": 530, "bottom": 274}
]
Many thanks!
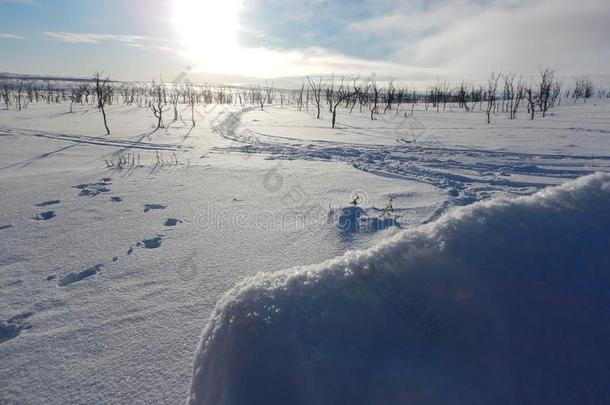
[{"left": 172, "top": 0, "right": 243, "bottom": 70}]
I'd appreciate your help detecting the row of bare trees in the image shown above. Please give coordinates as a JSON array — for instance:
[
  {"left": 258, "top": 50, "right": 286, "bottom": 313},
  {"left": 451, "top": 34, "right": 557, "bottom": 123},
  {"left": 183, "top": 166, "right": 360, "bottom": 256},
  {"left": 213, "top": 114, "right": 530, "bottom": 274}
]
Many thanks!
[
  {"left": 304, "top": 68, "right": 571, "bottom": 127},
  {"left": 0, "top": 69, "right": 606, "bottom": 133}
]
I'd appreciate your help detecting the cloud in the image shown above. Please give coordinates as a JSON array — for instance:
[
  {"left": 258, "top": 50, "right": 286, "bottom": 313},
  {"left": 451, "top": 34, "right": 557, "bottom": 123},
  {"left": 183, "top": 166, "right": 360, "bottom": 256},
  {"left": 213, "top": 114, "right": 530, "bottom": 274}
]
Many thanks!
[
  {"left": 235, "top": 0, "right": 608, "bottom": 80},
  {"left": 44, "top": 31, "right": 177, "bottom": 53},
  {"left": 175, "top": 0, "right": 443, "bottom": 79},
  {"left": 45, "top": 32, "right": 148, "bottom": 45},
  {"left": 37, "top": 0, "right": 610, "bottom": 81},
  {"left": 0, "top": 0, "right": 37, "bottom": 3},
  {"left": 346, "top": 0, "right": 610, "bottom": 79},
  {"left": 179, "top": 42, "right": 440, "bottom": 80},
  {"left": 0, "top": 33, "right": 26, "bottom": 40}
]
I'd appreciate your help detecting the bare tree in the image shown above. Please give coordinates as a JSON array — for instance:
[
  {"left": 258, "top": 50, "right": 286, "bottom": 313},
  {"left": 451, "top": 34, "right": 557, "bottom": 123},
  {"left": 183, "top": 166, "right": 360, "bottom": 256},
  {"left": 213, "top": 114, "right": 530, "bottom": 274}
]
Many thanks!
[
  {"left": 185, "top": 84, "right": 197, "bottom": 127},
  {"left": 369, "top": 79, "right": 379, "bottom": 120},
  {"left": 502, "top": 73, "right": 524, "bottom": 119},
  {"left": 526, "top": 86, "right": 537, "bottom": 120},
  {"left": 256, "top": 83, "right": 273, "bottom": 111},
  {"left": 510, "top": 76, "right": 525, "bottom": 119},
  {"left": 149, "top": 80, "right": 169, "bottom": 130},
  {"left": 383, "top": 79, "right": 396, "bottom": 113},
  {"left": 329, "top": 77, "right": 356, "bottom": 129},
  {"left": 307, "top": 76, "right": 325, "bottom": 119},
  {"left": 69, "top": 87, "right": 79, "bottom": 113},
  {"left": 456, "top": 82, "right": 469, "bottom": 111},
  {"left": 537, "top": 67, "right": 555, "bottom": 117},
  {"left": 1, "top": 82, "right": 11, "bottom": 110},
  {"left": 349, "top": 75, "right": 364, "bottom": 113},
  {"left": 94, "top": 72, "right": 111, "bottom": 135},
  {"left": 485, "top": 72, "right": 500, "bottom": 124},
  {"left": 169, "top": 88, "right": 181, "bottom": 121},
  {"left": 16, "top": 80, "right": 25, "bottom": 111},
  {"left": 297, "top": 82, "right": 305, "bottom": 111}
]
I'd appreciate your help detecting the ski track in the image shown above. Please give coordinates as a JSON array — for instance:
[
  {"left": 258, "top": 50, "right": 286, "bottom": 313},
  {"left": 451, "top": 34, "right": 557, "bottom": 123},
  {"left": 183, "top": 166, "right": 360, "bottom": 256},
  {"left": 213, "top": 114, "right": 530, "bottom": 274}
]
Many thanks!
[
  {"left": 212, "top": 108, "right": 610, "bottom": 210},
  {"left": 0, "top": 125, "right": 189, "bottom": 152}
]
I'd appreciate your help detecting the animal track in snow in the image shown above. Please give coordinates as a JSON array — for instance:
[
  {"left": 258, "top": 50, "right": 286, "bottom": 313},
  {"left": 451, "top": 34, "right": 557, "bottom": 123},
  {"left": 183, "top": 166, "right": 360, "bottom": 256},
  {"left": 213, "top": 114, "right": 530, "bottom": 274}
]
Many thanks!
[
  {"left": 0, "top": 224, "right": 12, "bottom": 230},
  {"left": 35, "top": 200, "right": 60, "bottom": 207},
  {"left": 144, "top": 204, "right": 166, "bottom": 213},
  {"left": 34, "top": 211, "right": 56, "bottom": 221},
  {"left": 137, "top": 235, "right": 164, "bottom": 249},
  {"left": 164, "top": 218, "right": 182, "bottom": 227},
  {"left": 58, "top": 264, "right": 104, "bottom": 287},
  {"left": 74, "top": 178, "right": 112, "bottom": 197},
  {"left": 0, "top": 312, "right": 33, "bottom": 344},
  {"left": 111, "top": 197, "right": 122, "bottom": 202}
]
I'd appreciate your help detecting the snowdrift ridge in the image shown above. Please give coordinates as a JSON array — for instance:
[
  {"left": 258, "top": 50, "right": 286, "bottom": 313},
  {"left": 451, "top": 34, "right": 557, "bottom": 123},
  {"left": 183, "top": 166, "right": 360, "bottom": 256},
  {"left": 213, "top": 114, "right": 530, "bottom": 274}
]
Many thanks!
[{"left": 189, "top": 173, "right": 610, "bottom": 404}]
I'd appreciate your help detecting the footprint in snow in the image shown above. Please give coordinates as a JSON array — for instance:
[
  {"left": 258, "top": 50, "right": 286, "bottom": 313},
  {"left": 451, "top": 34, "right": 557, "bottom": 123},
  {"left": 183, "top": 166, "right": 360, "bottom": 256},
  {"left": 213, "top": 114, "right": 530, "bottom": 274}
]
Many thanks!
[
  {"left": 164, "top": 218, "right": 182, "bottom": 227},
  {"left": 111, "top": 197, "right": 122, "bottom": 202},
  {"left": 35, "top": 200, "right": 60, "bottom": 207},
  {"left": 58, "top": 264, "right": 104, "bottom": 287},
  {"left": 0, "top": 224, "right": 12, "bottom": 230},
  {"left": 144, "top": 204, "right": 166, "bottom": 213},
  {"left": 0, "top": 312, "right": 33, "bottom": 344},
  {"left": 34, "top": 211, "right": 56, "bottom": 221},
  {"left": 137, "top": 235, "right": 164, "bottom": 249},
  {"left": 127, "top": 246, "right": 134, "bottom": 255},
  {"left": 73, "top": 179, "right": 112, "bottom": 197}
]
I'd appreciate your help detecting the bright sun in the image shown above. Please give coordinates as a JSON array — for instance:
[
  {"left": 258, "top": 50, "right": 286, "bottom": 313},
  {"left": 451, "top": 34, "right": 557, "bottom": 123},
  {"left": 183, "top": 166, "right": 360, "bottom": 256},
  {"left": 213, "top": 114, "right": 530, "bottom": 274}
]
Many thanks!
[{"left": 172, "top": 0, "right": 243, "bottom": 70}]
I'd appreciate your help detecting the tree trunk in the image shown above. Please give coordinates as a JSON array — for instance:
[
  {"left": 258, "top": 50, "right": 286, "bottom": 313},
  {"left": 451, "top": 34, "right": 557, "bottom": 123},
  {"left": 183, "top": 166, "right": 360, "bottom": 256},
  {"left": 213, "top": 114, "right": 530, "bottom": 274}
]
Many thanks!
[{"left": 101, "top": 106, "right": 110, "bottom": 135}]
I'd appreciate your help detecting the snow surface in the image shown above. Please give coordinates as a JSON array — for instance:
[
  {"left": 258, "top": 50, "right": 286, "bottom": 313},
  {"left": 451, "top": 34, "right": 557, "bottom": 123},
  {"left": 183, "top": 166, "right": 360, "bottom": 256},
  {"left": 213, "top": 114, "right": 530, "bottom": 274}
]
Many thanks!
[
  {"left": 1, "top": 100, "right": 610, "bottom": 403},
  {"left": 0, "top": 103, "right": 441, "bottom": 404},
  {"left": 190, "top": 173, "right": 610, "bottom": 405}
]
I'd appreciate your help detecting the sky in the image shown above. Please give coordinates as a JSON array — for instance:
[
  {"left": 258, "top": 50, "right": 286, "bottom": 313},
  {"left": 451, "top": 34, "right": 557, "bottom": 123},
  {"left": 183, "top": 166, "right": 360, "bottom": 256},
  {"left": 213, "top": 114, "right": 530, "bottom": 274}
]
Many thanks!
[{"left": 0, "top": 0, "right": 609, "bottom": 84}]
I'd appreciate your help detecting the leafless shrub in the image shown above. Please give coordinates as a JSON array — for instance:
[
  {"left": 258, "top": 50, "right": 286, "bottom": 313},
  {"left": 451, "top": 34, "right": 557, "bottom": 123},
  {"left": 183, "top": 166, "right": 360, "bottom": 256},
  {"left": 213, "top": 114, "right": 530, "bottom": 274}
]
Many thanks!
[
  {"left": 94, "top": 72, "right": 111, "bottom": 135},
  {"left": 573, "top": 76, "right": 594, "bottom": 104}
]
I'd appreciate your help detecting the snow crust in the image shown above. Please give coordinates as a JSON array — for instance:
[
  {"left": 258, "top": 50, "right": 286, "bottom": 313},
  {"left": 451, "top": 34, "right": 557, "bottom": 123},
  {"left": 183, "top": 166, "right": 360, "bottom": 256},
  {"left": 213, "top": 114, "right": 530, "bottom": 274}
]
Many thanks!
[{"left": 190, "top": 173, "right": 610, "bottom": 404}]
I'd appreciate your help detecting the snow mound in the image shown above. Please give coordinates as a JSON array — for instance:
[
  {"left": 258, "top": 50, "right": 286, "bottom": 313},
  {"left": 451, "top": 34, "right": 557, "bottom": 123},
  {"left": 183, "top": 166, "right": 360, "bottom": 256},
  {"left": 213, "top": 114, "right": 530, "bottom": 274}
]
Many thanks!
[{"left": 189, "top": 173, "right": 610, "bottom": 405}]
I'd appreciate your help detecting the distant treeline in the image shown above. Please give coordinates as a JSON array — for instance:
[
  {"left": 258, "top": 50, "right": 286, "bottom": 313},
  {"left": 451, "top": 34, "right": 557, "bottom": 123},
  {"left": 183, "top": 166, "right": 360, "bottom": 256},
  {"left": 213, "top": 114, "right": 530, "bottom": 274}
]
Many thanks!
[{"left": 0, "top": 68, "right": 607, "bottom": 133}]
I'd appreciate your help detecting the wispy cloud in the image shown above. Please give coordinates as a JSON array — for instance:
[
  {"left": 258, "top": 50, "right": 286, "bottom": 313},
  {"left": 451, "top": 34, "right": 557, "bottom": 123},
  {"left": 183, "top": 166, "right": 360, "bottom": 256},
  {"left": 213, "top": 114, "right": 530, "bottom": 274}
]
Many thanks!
[
  {"left": 0, "top": 33, "right": 26, "bottom": 40},
  {"left": 44, "top": 32, "right": 177, "bottom": 53},
  {"left": 0, "top": 0, "right": 38, "bottom": 4},
  {"left": 45, "top": 32, "right": 148, "bottom": 45}
]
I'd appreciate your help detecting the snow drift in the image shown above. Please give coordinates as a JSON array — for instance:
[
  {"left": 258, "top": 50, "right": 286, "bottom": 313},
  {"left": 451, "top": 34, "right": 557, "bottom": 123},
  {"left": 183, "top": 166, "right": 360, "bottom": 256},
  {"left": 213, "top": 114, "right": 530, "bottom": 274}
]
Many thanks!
[{"left": 189, "top": 173, "right": 610, "bottom": 405}]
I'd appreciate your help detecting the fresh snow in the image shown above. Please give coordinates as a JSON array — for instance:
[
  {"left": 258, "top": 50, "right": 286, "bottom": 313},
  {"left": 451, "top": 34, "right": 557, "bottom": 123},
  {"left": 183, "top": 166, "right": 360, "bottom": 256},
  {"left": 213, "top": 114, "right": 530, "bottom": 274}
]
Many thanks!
[
  {"left": 190, "top": 173, "right": 610, "bottom": 404},
  {"left": 0, "top": 100, "right": 609, "bottom": 403}
]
